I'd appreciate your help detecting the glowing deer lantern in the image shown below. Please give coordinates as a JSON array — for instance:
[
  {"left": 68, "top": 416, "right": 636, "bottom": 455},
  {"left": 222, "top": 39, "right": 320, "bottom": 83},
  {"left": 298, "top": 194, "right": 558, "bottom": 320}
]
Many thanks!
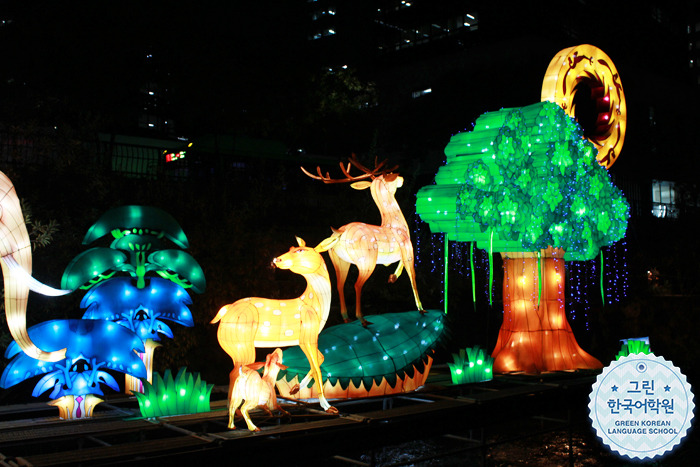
[
  {"left": 211, "top": 237, "right": 339, "bottom": 414},
  {"left": 302, "top": 156, "right": 423, "bottom": 325},
  {"left": 229, "top": 348, "right": 290, "bottom": 431}
]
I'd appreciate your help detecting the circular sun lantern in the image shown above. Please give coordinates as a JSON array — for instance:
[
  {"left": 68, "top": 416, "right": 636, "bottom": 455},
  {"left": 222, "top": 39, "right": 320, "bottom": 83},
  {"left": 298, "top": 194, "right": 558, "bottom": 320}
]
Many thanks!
[{"left": 541, "top": 44, "right": 626, "bottom": 169}]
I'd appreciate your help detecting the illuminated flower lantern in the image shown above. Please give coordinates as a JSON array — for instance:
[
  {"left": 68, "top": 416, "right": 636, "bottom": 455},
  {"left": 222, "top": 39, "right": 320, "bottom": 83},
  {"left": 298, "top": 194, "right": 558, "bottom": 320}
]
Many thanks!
[
  {"left": 1, "top": 319, "right": 146, "bottom": 419},
  {"left": 416, "top": 51, "right": 629, "bottom": 373},
  {"left": 302, "top": 155, "right": 423, "bottom": 325},
  {"left": 0, "top": 171, "right": 71, "bottom": 363},
  {"left": 61, "top": 206, "right": 205, "bottom": 392}
]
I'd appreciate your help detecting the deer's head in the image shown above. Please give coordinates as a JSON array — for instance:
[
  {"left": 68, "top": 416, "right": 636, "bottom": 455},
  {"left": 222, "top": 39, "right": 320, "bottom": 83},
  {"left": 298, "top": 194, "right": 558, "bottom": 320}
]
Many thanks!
[
  {"left": 351, "top": 172, "right": 404, "bottom": 200},
  {"left": 273, "top": 237, "right": 335, "bottom": 275}
]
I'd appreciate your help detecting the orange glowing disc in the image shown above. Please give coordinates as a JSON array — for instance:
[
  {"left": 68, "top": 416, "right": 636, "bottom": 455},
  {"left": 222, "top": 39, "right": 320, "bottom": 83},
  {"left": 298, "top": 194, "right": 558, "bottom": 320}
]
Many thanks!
[{"left": 541, "top": 44, "right": 626, "bottom": 169}]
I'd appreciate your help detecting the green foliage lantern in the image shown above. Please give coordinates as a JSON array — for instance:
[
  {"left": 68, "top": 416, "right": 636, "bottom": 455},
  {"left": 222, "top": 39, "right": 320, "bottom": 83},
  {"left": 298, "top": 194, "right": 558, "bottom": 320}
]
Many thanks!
[
  {"left": 616, "top": 339, "right": 652, "bottom": 360},
  {"left": 418, "top": 101, "right": 629, "bottom": 261}
]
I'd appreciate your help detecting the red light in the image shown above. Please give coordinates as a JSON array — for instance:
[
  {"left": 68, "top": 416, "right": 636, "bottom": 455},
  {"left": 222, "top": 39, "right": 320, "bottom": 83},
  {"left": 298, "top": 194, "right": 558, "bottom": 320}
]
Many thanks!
[{"left": 165, "top": 151, "right": 186, "bottom": 162}]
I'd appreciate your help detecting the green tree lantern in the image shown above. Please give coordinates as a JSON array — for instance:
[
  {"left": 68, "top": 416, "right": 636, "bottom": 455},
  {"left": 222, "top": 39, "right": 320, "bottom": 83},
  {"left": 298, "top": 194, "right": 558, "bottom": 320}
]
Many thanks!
[
  {"left": 61, "top": 206, "right": 206, "bottom": 392},
  {"left": 416, "top": 101, "right": 629, "bottom": 373}
]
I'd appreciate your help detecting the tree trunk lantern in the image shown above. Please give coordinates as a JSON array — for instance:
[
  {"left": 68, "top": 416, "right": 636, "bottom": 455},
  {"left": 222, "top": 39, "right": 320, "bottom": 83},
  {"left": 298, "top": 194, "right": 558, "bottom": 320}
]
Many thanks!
[{"left": 493, "top": 248, "right": 601, "bottom": 373}]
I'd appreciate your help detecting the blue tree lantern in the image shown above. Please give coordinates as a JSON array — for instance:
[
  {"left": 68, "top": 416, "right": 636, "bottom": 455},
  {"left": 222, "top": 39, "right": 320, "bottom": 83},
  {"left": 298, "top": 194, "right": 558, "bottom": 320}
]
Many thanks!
[
  {"left": 1, "top": 319, "right": 146, "bottom": 419},
  {"left": 81, "top": 276, "right": 194, "bottom": 342},
  {"left": 80, "top": 276, "right": 194, "bottom": 389},
  {"left": 61, "top": 205, "right": 205, "bottom": 393}
]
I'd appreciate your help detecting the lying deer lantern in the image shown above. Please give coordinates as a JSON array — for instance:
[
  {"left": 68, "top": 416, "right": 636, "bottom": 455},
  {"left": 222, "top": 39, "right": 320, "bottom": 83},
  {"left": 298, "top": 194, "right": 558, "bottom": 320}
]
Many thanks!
[
  {"left": 211, "top": 237, "right": 338, "bottom": 414},
  {"left": 302, "top": 155, "right": 423, "bottom": 325}
]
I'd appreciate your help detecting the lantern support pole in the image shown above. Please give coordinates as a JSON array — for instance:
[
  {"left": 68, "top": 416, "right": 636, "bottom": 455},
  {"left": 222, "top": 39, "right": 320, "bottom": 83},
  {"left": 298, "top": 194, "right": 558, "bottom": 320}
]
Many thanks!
[{"left": 444, "top": 233, "right": 449, "bottom": 314}]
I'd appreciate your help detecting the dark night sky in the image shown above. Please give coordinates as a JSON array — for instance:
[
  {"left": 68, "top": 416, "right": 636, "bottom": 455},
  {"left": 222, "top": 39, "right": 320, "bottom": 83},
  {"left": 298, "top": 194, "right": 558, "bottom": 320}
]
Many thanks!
[
  {"left": 0, "top": 1, "right": 308, "bottom": 134},
  {"left": 1, "top": 1, "right": 699, "bottom": 181}
]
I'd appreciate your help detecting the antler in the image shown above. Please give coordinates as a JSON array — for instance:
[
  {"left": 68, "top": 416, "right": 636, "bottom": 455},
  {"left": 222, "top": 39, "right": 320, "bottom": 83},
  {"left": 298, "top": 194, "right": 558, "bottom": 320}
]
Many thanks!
[{"left": 301, "top": 154, "right": 398, "bottom": 184}]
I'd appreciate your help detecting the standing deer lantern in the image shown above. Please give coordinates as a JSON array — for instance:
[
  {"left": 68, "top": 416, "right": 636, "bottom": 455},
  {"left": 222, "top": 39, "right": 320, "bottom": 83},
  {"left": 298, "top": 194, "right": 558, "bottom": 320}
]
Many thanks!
[
  {"left": 302, "top": 156, "right": 423, "bottom": 326},
  {"left": 211, "top": 237, "right": 339, "bottom": 414}
]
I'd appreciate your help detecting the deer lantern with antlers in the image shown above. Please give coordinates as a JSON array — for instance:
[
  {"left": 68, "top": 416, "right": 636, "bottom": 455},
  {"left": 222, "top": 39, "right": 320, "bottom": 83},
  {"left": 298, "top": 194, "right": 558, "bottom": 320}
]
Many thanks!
[{"left": 302, "top": 156, "right": 423, "bottom": 326}]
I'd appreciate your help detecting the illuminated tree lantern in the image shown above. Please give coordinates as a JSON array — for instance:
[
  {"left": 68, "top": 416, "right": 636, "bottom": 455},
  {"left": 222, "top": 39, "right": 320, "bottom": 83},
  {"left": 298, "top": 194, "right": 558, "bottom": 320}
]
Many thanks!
[
  {"left": 416, "top": 99, "right": 629, "bottom": 373},
  {"left": 1, "top": 319, "right": 146, "bottom": 419},
  {"left": 0, "top": 171, "right": 71, "bottom": 363},
  {"left": 493, "top": 248, "right": 603, "bottom": 372},
  {"left": 80, "top": 276, "right": 194, "bottom": 390},
  {"left": 61, "top": 206, "right": 205, "bottom": 392}
]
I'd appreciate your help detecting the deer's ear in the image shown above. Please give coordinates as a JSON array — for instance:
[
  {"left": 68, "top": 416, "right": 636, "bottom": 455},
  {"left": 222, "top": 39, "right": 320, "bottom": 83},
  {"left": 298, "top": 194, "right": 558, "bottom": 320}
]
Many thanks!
[
  {"left": 245, "top": 362, "right": 265, "bottom": 371},
  {"left": 295, "top": 236, "right": 306, "bottom": 247},
  {"left": 350, "top": 181, "right": 372, "bottom": 190}
]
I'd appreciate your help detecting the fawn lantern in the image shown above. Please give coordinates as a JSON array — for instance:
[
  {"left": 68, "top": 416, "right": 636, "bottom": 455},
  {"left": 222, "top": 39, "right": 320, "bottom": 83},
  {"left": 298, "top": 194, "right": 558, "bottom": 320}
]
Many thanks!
[{"left": 229, "top": 348, "right": 291, "bottom": 431}]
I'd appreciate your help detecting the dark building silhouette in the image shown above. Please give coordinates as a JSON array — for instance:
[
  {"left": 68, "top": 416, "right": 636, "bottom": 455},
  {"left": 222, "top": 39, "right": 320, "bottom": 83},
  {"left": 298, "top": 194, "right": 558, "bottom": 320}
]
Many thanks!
[{"left": 0, "top": 1, "right": 697, "bottom": 220}]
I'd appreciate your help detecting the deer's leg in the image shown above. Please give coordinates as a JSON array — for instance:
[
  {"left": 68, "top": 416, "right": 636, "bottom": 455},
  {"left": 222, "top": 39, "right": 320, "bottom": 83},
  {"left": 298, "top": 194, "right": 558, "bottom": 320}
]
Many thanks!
[
  {"left": 296, "top": 346, "right": 324, "bottom": 393},
  {"left": 298, "top": 346, "right": 325, "bottom": 387},
  {"left": 398, "top": 234, "right": 424, "bottom": 312},
  {"left": 260, "top": 405, "right": 274, "bottom": 417},
  {"left": 299, "top": 308, "right": 337, "bottom": 414},
  {"left": 354, "top": 262, "right": 376, "bottom": 326},
  {"left": 228, "top": 368, "right": 238, "bottom": 405},
  {"left": 297, "top": 348, "right": 325, "bottom": 388},
  {"left": 229, "top": 388, "right": 243, "bottom": 429},
  {"left": 241, "top": 401, "right": 260, "bottom": 432},
  {"left": 217, "top": 304, "right": 258, "bottom": 403},
  {"left": 389, "top": 260, "right": 404, "bottom": 283},
  {"left": 272, "top": 397, "right": 291, "bottom": 419},
  {"left": 328, "top": 248, "right": 352, "bottom": 322}
]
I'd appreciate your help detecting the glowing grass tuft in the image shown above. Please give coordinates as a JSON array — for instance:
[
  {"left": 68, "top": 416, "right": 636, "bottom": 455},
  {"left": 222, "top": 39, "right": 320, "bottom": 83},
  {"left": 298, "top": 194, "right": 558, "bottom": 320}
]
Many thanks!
[
  {"left": 447, "top": 346, "right": 493, "bottom": 384},
  {"left": 134, "top": 367, "right": 213, "bottom": 417},
  {"left": 615, "top": 339, "right": 651, "bottom": 360}
]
